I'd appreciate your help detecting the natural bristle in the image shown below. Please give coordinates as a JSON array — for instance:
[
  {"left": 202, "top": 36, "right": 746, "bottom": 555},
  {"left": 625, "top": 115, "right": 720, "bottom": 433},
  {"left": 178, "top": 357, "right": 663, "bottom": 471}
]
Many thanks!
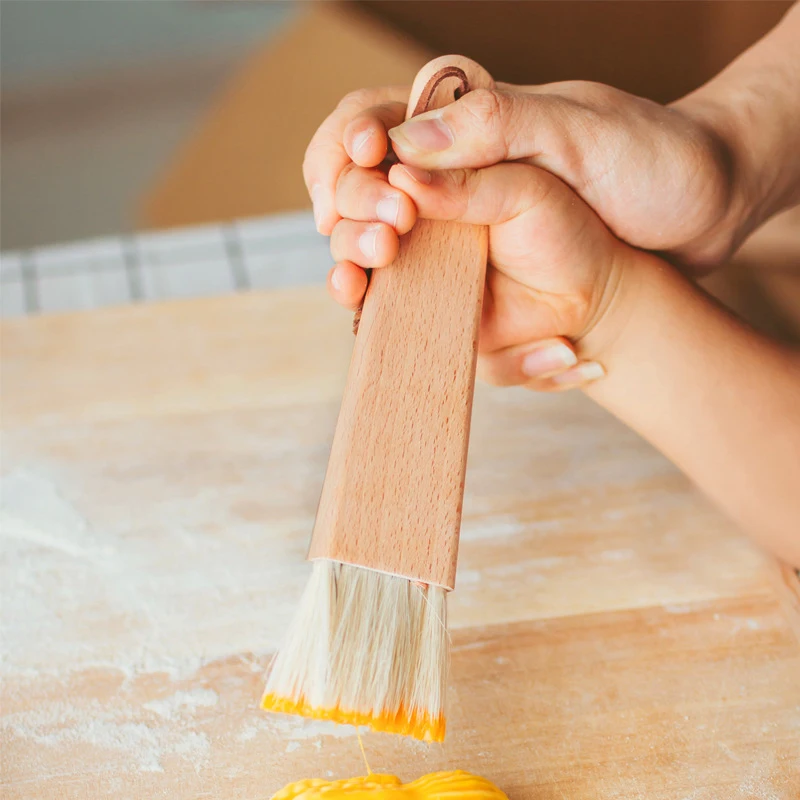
[{"left": 262, "top": 560, "right": 448, "bottom": 742}]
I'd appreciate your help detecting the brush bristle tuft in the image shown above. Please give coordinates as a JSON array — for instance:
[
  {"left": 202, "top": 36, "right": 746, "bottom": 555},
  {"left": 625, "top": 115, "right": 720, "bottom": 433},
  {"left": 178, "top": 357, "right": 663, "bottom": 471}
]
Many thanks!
[{"left": 262, "top": 560, "right": 448, "bottom": 741}]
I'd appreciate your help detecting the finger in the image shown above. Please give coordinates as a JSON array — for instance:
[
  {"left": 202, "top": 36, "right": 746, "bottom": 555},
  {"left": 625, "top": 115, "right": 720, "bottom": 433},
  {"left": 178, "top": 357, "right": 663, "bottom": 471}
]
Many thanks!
[
  {"left": 335, "top": 164, "right": 417, "bottom": 234},
  {"left": 477, "top": 338, "right": 578, "bottom": 387},
  {"left": 533, "top": 361, "right": 606, "bottom": 392},
  {"left": 329, "top": 219, "right": 399, "bottom": 269},
  {"left": 389, "top": 159, "right": 618, "bottom": 301},
  {"left": 327, "top": 263, "right": 368, "bottom": 311},
  {"left": 388, "top": 161, "right": 556, "bottom": 227},
  {"left": 304, "top": 87, "right": 409, "bottom": 235},
  {"left": 479, "top": 341, "right": 605, "bottom": 393},
  {"left": 344, "top": 102, "right": 408, "bottom": 167},
  {"left": 387, "top": 88, "right": 568, "bottom": 170}
]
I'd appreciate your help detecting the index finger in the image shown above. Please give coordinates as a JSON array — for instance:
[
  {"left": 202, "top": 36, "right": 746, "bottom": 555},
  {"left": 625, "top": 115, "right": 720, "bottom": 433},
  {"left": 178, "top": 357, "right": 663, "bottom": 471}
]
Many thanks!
[{"left": 303, "top": 87, "right": 409, "bottom": 236}]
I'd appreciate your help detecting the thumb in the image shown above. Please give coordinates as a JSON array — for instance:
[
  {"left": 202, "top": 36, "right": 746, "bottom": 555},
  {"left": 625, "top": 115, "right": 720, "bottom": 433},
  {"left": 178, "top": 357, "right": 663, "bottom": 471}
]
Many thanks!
[{"left": 387, "top": 88, "right": 565, "bottom": 170}]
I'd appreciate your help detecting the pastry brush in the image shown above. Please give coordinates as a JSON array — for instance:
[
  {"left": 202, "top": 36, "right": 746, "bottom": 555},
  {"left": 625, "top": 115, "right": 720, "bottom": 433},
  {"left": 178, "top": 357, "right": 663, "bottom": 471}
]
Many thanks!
[{"left": 263, "top": 56, "right": 493, "bottom": 742}]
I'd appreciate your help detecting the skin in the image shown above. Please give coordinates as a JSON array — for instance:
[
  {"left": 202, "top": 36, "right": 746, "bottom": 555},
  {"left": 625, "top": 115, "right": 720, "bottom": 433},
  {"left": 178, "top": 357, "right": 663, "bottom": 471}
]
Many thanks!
[{"left": 302, "top": 4, "right": 800, "bottom": 565}]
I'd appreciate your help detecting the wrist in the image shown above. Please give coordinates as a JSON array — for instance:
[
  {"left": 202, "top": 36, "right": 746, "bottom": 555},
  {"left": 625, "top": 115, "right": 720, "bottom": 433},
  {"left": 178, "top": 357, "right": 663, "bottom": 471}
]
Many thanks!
[
  {"left": 574, "top": 245, "right": 651, "bottom": 367},
  {"left": 670, "top": 91, "right": 760, "bottom": 259},
  {"left": 672, "top": 5, "right": 800, "bottom": 257}
]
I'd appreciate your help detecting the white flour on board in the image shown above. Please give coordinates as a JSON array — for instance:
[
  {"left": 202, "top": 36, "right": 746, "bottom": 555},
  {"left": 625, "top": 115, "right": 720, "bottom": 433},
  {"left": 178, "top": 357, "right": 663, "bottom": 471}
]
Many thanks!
[
  {"left": 0, "top": 461, "right": 523, "bottom": 774},
  {"left": 143, "top": 688, "right": 219, "bottom": 720},
  {"left": 2, "top": 694, "right": 212, "bottom": 774},
  {"left": 0, "top": 466, "right": 334, "bottom": 773},
  {"left": 2, "top": 449, "right": 452, "bottom": 776},
  {"left": 0, "top": 466, "right": 556, "bottom": 682},
  {"left": 3, "top": 387, "right": 757, "bottom": 782},
  {"left": 0, "top": 468, "right": 310, "bottom": 678}
]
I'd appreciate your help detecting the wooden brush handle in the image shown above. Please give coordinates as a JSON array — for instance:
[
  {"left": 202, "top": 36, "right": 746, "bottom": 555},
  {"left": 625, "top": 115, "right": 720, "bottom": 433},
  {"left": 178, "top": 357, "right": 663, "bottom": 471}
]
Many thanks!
[{"left": 309, "top": 56, "right": 494, "bottom": 590}]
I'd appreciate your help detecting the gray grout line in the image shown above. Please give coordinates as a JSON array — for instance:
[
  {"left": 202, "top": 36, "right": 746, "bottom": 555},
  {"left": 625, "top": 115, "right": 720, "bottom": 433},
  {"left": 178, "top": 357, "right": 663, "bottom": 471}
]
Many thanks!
[
  {"left": 121, "top": 238, "right": 144, "bottom": 302},
  {"left": 223, "top": 224, "right": 250, "bottom": 291},
  {"left": 1, "top": 219, "right": 328, "bottom": 318},
  {"left": 0, "top": 237, "right": 324, "bottom": 284},
  {"left": 20, "top": 253, "right": 40, "bottom": 314}
]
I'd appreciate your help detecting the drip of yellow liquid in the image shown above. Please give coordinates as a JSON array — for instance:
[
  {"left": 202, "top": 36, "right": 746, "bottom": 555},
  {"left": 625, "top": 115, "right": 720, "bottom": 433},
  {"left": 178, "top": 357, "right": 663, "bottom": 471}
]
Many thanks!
[
  {"left": 270, "top": 770, "right": 507, "bottom": 800},
  {"left": 356, "top": 732, "right": 371, "bottom": 775}
]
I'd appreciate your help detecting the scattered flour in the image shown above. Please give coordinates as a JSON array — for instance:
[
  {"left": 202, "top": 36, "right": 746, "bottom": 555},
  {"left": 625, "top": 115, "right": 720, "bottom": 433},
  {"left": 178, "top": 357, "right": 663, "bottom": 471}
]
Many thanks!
[
  {"left": 144, "top": 688, "right": 219, "bottom": 720},
  {"left": 235, "top": 714, "right": 364, "bottom": 751},
  {"left": 0, "top": 468, "right": 310, "bottom": 678},
  {"left": 237, "top": 724, "right": 260, "bottom": 743},
  {"left": 0, "top": 466, "right": 312, "bottom": 776},
  {"left": 273, "top": 717, "right": 365, "bottom": 741},
  {"left": 2, "top": 699, "right": 210, "bottom": 774}
]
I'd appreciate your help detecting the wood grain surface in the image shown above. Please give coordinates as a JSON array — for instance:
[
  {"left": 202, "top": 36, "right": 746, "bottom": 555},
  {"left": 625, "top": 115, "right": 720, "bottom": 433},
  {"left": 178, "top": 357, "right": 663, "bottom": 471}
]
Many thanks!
[
  {"left": 2, "top": 286, "right": 799, "bottom": 798},
  {"left": 309, "top": 56, "right": 492, "bottom": 588}
]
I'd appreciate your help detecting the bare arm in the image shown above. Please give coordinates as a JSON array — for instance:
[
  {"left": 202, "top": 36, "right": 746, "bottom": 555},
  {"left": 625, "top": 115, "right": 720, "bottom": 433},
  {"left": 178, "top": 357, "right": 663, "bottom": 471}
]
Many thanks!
[
  {"left": 581, "top": 250, "right": 800, "bottom": 567},
  {"left": 675, "top": 0, "right": 800, "bottom": 253},
  {"left": 307, "top": 3, "right": 800, "bottom": 276}
]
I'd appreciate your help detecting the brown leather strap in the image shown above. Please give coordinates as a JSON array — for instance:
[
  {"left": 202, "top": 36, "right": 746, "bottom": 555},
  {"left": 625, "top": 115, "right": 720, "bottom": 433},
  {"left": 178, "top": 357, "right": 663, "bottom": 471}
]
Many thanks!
[
  {"left": 353, "top": 67, "right": 471, "bottom": 335},
  {"left": 410, "top": 66, "right": 469, "bottom": 117}
]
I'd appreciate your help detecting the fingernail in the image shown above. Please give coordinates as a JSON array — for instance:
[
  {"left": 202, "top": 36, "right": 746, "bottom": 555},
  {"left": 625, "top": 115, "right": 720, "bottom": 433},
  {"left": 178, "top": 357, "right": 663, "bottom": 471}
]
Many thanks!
[
  {"left": 351, "top": 128, "right": 374, "bottom": 158},
  {"left": 552, "top": 361, "right": 606, "bottom": 387},
  {"left": 311, "top": 184, "right": 325, "bottom": 232},
  {"left": 376, "top": 194, "right": 400, "bottom": 227},
  {"left": 330, "top": 265, "right": 343, "bottom": 292},
  {"left": 389, "top": 115, "right": 454, "bottom": 152},
  {"left": 521, "top": 343, "right": 578, "bottom": 377},
  {"left": 398, "top": 164, "right": 432, "bottom": 185},
  {"left": 359, "top": 226, "right": 380, "bottom": 260}
]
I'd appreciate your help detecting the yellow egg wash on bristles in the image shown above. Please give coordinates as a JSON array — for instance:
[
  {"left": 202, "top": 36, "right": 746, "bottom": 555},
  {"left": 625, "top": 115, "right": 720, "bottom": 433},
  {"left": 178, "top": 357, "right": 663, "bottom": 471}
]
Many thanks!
[
  {"left": 262, "top": 560, "right": 449, "bottom": 742},
  {"left": 270, "top": 770, "right": 508, "bottom": 800},
  {"left": 261, "top": 694, "right": 446, "bottom": 742}
]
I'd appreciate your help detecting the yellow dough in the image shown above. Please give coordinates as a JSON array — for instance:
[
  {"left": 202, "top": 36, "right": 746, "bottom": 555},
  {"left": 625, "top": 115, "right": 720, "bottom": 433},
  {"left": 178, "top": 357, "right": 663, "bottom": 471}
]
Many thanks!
[{"left": 270, "top": 771, "right": 507, "bottom": 800}]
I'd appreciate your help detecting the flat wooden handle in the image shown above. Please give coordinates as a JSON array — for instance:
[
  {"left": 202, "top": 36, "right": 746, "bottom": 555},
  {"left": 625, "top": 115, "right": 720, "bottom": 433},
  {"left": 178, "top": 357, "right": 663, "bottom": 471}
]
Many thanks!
[{"left": 309, "top": 57, "right": 494, "bottom": 590}]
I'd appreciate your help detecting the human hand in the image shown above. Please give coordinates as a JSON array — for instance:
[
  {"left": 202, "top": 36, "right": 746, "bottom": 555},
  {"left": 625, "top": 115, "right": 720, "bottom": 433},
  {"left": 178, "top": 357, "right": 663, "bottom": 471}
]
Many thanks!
[
  {"left": 321, "top": 147, "right": 640, "bottom": 391},
  {"left": 305, "top": 81, "right": 747, "bottom": 275}
]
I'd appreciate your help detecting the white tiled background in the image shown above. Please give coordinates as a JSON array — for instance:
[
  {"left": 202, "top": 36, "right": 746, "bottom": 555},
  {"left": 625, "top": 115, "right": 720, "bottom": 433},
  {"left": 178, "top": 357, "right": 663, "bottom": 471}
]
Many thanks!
[{"left": 0, "top": 212, "right": 329, "bottom": 318}]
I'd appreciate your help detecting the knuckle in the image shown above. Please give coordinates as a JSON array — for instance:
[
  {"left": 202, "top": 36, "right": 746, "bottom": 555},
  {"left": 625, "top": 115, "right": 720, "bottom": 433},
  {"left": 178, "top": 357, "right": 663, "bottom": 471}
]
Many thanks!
[
  {"left": 554, "top": 79, "right": 622, "bottom": 109},
  {"left": 302, "top": 138, "right": 324, "bottom": 177},
  {"left": 459, "top": 88, "right": 504, "bottom": 130},
  {"left": 336, "top": 165, "right": 381, "bottom": 207},
  {"left": 302, "top": 126, "right": 340, "bottom": 183},
  {"left": 575, "top": 80, "right": 617, "bottom": 104},
  {"left": 447, "top": 169, "right": 475, "bottom": 219},
  {"left": 301, "top": 149, "right": 321, "bottom": 185},
  {"left": 334, "top": 161, "right": 358, "bottom": 191},
  {"left": 338, "top": 88, "right": 374, "bottom": 111},
  {"left": 457, "top": 88, "right": 512, "bottom": 159},
  {"left": 329, "top": 218, "right": 347, "bottom": 244}
]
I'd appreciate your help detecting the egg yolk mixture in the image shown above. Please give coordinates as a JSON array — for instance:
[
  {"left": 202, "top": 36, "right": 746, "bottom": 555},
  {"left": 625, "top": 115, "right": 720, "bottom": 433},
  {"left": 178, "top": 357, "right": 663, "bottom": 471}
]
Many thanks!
[
  {"left": 271, "top": 770, "right": 508, "bottom": 800},
  {"left": 262, "top": 695, "right": 445, "bottom": 742}
]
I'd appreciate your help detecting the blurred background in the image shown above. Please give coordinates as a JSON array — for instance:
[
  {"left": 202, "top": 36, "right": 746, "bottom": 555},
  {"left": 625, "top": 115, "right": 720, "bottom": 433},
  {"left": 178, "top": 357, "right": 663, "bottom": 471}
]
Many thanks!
[
  {"left": 1, "top": 0, "right": 799, "bottom": 333},
  {"left": 2, "top": 0, "right": 793, "bottom": 250},
  {"left": 2, "top": 1, "right": 298, "bottom": 249}
]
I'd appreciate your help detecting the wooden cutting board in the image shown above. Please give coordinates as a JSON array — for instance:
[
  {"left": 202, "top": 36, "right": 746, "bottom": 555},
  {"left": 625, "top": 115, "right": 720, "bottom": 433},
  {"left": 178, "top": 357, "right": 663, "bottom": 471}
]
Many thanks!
[{"left": 2, "top": 286, "right": 799, "bottom": 799}]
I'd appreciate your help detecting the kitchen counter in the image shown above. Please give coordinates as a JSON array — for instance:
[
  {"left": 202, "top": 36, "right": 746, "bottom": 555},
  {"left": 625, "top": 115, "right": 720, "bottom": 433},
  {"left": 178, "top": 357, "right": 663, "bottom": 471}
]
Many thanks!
[{"left": 2, "top": 213, "right": 800, "bottom": 798}]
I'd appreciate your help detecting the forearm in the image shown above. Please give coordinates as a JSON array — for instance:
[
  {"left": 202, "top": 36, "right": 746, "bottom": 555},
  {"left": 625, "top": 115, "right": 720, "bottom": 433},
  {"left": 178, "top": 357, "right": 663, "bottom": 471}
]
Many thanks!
[
  {"left": 675, "top": 1, "right": 800, "bottom": 249},
  {"left": 581, "top": 251, "right": 800, "bottom": 566}
]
